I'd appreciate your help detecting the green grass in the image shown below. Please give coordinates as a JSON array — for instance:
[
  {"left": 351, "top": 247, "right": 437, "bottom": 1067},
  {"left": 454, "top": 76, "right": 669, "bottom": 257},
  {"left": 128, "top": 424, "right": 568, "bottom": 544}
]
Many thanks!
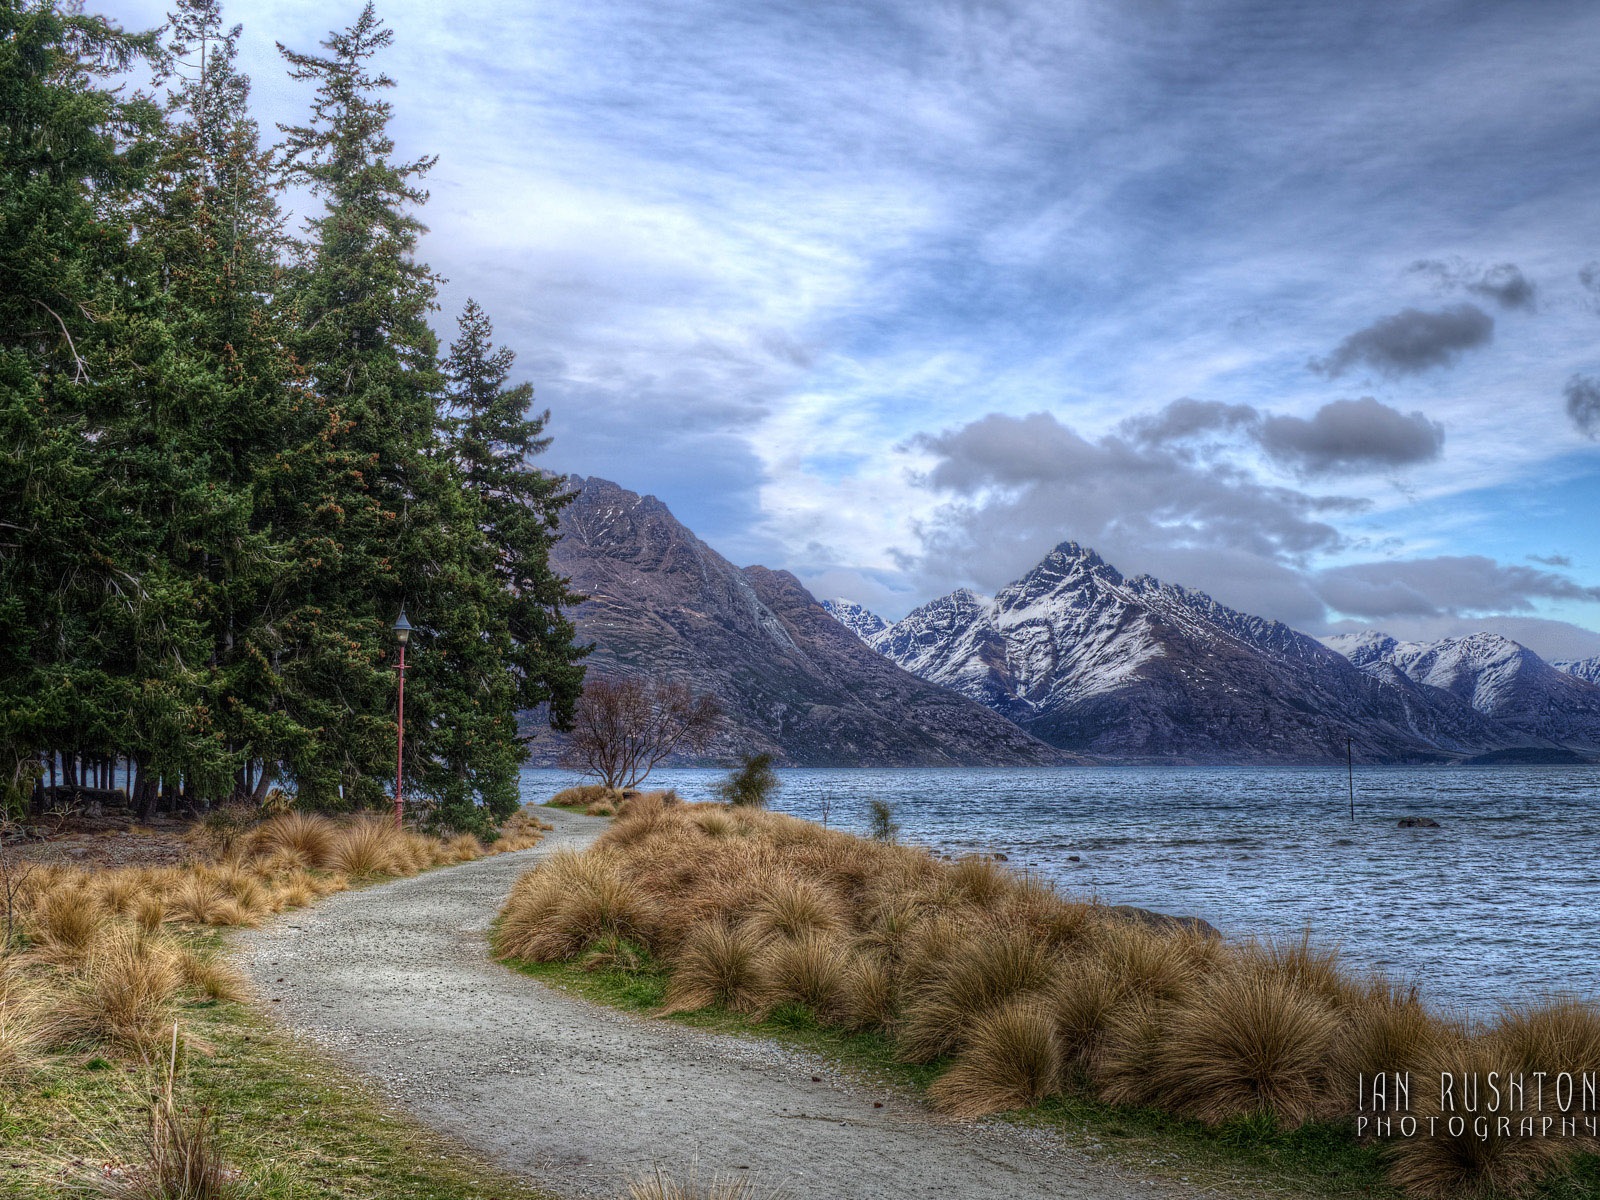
[
  {"left": 1, "top": 986, "right": 556, "bottom": 1200},
  {"left": 504, "top": 947, "right": 1393, "bottom": 1200}
]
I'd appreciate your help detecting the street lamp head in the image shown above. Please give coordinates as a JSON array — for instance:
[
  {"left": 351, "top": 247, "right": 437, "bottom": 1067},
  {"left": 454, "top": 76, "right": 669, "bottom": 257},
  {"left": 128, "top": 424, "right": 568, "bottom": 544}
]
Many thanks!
[{"left": 393, "top": 610, "right": 412, "bottom": 646}]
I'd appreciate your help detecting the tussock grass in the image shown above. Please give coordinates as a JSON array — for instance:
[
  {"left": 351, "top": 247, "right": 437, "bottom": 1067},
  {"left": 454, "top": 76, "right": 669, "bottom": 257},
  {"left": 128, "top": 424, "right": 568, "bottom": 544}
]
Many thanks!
[
  {"left": 3, "top": 806, "right": 541, "bottom": 1075},
  {"left": 4, "top": 805, "right": 553, "bottom": 1196},
  {"left": 251, "top": 809, "right": 338, "bottom": 870},
  {"left": 57, "top": 926, "right": 185, "bottom": 1053},
  {"left": 1384, "top": 1038, "right": 1570, "bottom": 1200},
  {"left": 662, "top": 923, "right": 768, "bottom": 1015},
  {"left": 1139, "top": 968, "right": 1342, "bottom": 1126},
  {"left": 753, "top": 931, "right": 851, "bottom": 1018},
  {"left": 495, "top": 850, "right": 656, "bottom": 962},
  {"left": 627, "top": 1164, "right": 785, "bottom": 1200},
  {"left": 496, "top": 800, "right": 1600, "bottom": 1200},
  {"left": 896, "top": 928, "right": 1058, "bottom": 1063},
  {"left": 929, "top": 997, "right": 1061, "bottom": 1117}
]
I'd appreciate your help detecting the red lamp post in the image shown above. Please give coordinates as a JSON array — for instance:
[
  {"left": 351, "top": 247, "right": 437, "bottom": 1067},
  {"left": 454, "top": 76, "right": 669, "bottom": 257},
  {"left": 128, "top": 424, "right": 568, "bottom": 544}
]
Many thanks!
[{"left": 393, "top": 610, "right": 412, "bottom": 829}]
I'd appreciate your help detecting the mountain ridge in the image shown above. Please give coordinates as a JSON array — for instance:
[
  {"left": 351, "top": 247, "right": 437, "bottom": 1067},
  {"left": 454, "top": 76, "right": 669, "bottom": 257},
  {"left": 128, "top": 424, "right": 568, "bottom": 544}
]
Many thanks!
[
  {"left": 833, "top": 541, "right": 1600, "bottom": 762},
  {"left": 531, "top": 477, "right": 1071, "bottom": 767}
]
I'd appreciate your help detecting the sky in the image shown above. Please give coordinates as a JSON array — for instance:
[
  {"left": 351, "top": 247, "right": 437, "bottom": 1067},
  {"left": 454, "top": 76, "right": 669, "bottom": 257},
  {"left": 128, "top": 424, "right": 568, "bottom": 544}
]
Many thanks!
[{"left": 104, "top": 0, "right": 1600, "bottom": 659}]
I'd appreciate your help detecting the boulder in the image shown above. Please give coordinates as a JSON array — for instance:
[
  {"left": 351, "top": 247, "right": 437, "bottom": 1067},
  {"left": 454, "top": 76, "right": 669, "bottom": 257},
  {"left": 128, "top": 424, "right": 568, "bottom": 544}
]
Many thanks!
[
  {"left": 1104, "top": 904, "right": 1220, "bottom": 939},
  {"left": 1397, "top": 817, "right": 1441, "bottom": 829}
]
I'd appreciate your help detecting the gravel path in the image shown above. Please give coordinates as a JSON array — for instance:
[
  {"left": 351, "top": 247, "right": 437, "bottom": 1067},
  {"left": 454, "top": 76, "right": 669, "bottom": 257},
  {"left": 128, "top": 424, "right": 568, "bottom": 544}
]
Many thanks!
[{"left": 236, "top": 808, "right": 1186, "bottom": 1200}]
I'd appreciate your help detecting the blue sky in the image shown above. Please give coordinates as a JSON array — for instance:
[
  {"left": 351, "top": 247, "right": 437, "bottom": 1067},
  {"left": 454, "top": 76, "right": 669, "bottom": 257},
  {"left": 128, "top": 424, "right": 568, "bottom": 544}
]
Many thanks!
[{"left": 105, "top": 0, "right": 1600, "bottom": 656}]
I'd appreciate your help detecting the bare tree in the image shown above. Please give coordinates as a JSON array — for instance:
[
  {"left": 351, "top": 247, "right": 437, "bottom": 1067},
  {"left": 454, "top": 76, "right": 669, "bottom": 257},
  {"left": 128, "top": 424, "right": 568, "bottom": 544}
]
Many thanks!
[{"left": 560, "top": 678, "right": 721, "bottom": 789}]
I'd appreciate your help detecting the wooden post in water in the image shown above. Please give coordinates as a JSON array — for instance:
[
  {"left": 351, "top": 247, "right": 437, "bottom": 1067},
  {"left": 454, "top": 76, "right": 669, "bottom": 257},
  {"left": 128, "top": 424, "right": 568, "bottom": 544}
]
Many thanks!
[{"left": 1347, "top": 735, "right": 1355, "bottom": 821}]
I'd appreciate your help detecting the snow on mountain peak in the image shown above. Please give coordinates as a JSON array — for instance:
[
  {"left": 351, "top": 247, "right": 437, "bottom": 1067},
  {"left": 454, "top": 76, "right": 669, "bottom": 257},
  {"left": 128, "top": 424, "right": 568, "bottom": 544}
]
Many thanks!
[{"left": 821, "top": 598, "right": 889, "bottom": 642}]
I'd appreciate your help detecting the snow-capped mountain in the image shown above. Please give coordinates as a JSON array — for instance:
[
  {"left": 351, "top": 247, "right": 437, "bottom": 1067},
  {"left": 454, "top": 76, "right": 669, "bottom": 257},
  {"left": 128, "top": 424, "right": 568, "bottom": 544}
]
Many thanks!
[
  {"left": 530, "top": 477, "right": 1068, "bottom": 767},
  {"left": 821, "top": 598, "right": 888, "bottom": 643},
  {"left": 1555, "top": 656, "right": 1600, "bottom": 686},
  {"left": 863, "top": 542, "right": 1514, "bottom": 762},
  {"left": 1326, "top": 632, "right": 1600, "bottom": 749}
]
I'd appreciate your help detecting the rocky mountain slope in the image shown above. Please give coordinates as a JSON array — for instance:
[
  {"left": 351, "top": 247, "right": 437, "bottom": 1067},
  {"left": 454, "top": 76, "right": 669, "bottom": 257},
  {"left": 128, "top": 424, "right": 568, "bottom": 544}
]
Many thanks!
[
  {"left": 821, "top": 598, "right": 888, "bottom": 642},
  {"left": 845, "top": 542, "right": 1538, "bottom": 763},
  {"left": 1555, "top": 656, "right": 1600, "bottom": 686},
  {"left": 1325, "top": 632, "right": 1600, "bottom": 750},
  {"left": 535, "top": 478, "right": 1068, "bottom": 766}
]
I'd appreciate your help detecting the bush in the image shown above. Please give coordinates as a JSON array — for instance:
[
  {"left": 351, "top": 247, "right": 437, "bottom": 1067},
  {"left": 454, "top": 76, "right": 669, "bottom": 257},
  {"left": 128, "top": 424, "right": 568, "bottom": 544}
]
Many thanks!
[
  {"left": 714, "top": 753, "right": 780, "bottom": 808},
  {"left": 866, "top": 798, "right": 898, "bottom": 843}
]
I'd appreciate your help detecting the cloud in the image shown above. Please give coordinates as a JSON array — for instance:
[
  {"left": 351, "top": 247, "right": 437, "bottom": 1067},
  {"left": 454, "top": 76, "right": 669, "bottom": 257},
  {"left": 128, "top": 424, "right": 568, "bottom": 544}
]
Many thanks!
[
  {"left": 1314, "top": 555, "right": 1600, "bottom": 619},
  {"left": 1470, "top": 263, "right": 1537, "bottom": 311},
  {"left": 899, "top": 410, "right": 1359, "bottom": 623},
  {"left": 901, "top": 409, "right": 1598, "bottom": 639},
  {"left": 1565, "top": 374, "right": 1600, "bottom": 439},
  {"left": 1310, "top": 304, "right": 1494, "bottom": 378},
  {"left": 1120, "top": 398, "right": 1260, "bottom": 451},
  {"left": 1258, "top": 397, "right": 1444, "bottom": 474},
  {"left": 1124, "top": 396, "right": 1444, "bottom": 475},
  {"left": 1409, "top": 258, "right": 1536, "bottom": 310},
  {"left": 1529, "top": 553, "right": 1573, "bottom": 568}
]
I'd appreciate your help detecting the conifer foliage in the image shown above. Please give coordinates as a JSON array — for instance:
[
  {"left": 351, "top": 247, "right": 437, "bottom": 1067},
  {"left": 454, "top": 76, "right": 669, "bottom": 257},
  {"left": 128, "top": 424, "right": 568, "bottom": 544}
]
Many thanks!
[{"left": 0, "top": 0, "right": 585, "bottom": 832}]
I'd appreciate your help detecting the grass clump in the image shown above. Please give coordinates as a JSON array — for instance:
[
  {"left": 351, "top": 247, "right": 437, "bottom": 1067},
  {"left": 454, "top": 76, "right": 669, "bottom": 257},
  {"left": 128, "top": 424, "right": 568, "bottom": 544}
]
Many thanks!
[
  {"left": 627, "top": 1164, "right": 785, "bottom": 1199},
  {"left": 496, "top": 800, "right": 1600, "bottom": 1200}
]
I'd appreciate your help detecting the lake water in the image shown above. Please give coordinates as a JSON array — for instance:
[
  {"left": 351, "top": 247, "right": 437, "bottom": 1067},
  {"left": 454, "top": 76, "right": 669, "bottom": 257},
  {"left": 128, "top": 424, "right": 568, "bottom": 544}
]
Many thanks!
[{"left": 519, "top": 765, "right": 1600, "bottom": 1015}]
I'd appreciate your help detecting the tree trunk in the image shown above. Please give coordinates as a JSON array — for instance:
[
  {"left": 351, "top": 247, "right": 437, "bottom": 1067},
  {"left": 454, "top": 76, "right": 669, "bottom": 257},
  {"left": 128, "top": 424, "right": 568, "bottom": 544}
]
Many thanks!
[
  {"left": 250, "top": 762, "right": 276, "bottom": 807},
  {"left": 134, "top": 762, "right": 157, "bottom": 821}
]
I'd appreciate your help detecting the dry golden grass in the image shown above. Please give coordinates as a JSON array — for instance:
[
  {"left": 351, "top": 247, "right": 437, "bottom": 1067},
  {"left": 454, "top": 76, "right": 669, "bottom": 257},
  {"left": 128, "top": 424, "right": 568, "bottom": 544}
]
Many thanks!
[
  {"left": 1385, "top": 1037, "right": 1569, "bottom": 1200},
  {"left": 0, "top": 968, "right": 45, "bottom": 1082},
  {"left": 745, "top": 876, "right": 847, "bottom": 942},
  {"left": 661, "top": 922, "right": 768, "bottom": 1015},
  {"left": 494, "top": 799, "right": 1600, "bottom": 1199},
  {"left": 549, "top": 783, "right": 617, "bottom": 808},
  {"left": 752, "top": 931, "right": 851, "bottom": 1018},
  {"left": 1136, "top": 968, "right": 1342, "bottom": 1126},
  {"left": 251, "top": 810, "right": 338, "bottom": 870},
  {"left": 896, "top": 927, "right": 1059, "bottom": 1063},
  {"left": 627, "top": 1165, "right": 783, "bottom": 1200},
  {"left": 929, "top": 997, "right": 1061, "bottom": 1117},
  {"left": 328, "top": 818, "right": 406, "bottom": 877},
  {"left": 496, "top": 850, "right": 656, "bottom": 962},
  {"left": 3, "top": 805, "right": 538, "bottom": 1076},
  {"left": 56, "top": 926, "right": 185, "bottom": 1053}
]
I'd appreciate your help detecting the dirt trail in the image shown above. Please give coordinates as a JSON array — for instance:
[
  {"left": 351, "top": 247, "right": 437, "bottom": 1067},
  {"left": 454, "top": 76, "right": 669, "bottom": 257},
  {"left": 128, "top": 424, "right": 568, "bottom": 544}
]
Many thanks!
[{"left": 236, "top": 808, "right": 1186, "bottom": 1200}]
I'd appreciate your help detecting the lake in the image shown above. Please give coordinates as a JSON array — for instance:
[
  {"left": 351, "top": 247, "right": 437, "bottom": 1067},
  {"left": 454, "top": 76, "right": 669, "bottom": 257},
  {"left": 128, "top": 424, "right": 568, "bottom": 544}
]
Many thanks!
[{"left": 519, "top": 764, "right": 1600, "bottom": 1014}]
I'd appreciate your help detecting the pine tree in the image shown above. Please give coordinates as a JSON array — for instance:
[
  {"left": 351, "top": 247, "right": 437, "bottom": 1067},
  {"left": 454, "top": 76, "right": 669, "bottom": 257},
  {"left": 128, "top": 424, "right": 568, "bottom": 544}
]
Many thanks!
[
  {"left": 436, "top": 301, "right": 587, "bottom": 831},
  {"left": 138, "top": 0, "right": 311, "bottom": 808},
  {"left": 443, "top": 300, "right": 587, "bottom": 725},
  {"left": 0, "top": 1, "right": 192, "bottom": 813},
  {"left": 277, "top": 3, "right": 515, "bottom": 824}
]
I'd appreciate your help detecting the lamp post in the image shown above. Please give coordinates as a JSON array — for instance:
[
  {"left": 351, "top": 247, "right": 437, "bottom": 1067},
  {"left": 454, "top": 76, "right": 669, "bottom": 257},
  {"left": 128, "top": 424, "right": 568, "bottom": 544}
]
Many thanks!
[{"left": 393, "top": 610, "right": 412, "bottom": 829}]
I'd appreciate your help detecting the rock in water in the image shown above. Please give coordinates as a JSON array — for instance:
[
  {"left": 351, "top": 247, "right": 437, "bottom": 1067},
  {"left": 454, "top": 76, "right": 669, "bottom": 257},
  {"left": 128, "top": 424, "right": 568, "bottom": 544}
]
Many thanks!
[{"left": 1397, "top": 817, "right": 1441, "bottom": 828}]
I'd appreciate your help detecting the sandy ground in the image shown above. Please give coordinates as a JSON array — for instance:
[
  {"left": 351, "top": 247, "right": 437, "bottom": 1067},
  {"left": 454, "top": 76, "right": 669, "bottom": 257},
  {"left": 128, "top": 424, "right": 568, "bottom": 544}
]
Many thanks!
[{"left": 236, "top": 807, "right": 1189, "bottom": 1200}]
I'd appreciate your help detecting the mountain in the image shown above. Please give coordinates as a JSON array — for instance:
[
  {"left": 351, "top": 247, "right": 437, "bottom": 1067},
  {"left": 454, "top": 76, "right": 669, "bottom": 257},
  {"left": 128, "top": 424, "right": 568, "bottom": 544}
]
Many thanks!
[
  {"left": 821, "top": 598, "right": 888, "bottom": 642},
  {"left": 1326, "top": 632, "right": 1600, "bottom": 750},
  {"left": 536, "top": 477, "right": 1069, "bottom": 767},
  {"left": 864, "top": 542, "right": 1517, "bottom": 763},
  {"left": 1555, "top": 656, "right": 1600, "bottom": 686}
]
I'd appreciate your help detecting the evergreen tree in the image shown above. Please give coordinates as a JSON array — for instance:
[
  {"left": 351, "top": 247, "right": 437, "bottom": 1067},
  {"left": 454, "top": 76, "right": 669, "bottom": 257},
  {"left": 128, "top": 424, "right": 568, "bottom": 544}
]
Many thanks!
[
  {"left": 273, "top": 1, "right": 446, "bottom": 808},
  {"left": 140, "top": 0, "right": 311, "bottom": 808},
  {"left": 0, "top": 0, "right": 585, "bottom": 830},
  {"left": 443, "top": 300, "right": 587, "bottom": 727},
  {"left": 0, "top": 1, "right": 187, "bottom": 813},
  {"left": 277, "top": 3, "right": 524, "bottom": 827}
]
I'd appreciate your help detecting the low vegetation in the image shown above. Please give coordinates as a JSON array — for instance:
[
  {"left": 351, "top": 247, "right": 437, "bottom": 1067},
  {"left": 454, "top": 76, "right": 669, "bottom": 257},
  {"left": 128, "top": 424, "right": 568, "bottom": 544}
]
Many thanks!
[
  {"left": 497, "top": 798, "right": 1600, "bottom": 1200},
  {"left": 1, "top": 807, "right": 549, "bottom": 1192}
]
